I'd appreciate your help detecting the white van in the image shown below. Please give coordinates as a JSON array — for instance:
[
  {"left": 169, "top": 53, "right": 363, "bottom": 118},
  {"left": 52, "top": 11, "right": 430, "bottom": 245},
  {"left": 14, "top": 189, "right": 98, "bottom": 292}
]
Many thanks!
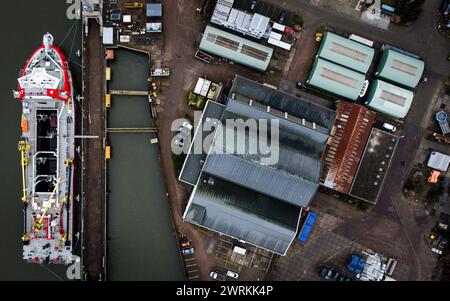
[{"left": 383, "top": 123, "right": 396, "bottom": 132}]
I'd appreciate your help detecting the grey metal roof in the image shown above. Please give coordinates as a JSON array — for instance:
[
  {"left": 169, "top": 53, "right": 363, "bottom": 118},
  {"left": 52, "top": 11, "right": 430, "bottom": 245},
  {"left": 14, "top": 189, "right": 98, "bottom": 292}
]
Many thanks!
[
  {"left": 200, "top": 98, "right": 324, "bottom": 207},
  {"left": 223, "top": 99, "right": 330, "bottom": 158},
  {"left": 203, "top": 153, "right": 320, "bottom": 207},
  {"left": 179, "top": 100, "right": 225, "bottom": 185},
  {"left": 184, "top": 174, "right": 301, "bottom": 255},
  {"left": 146, "top": 3, "right": 162, "bottom": 17},
  {"left": 229, "top": 75, "right": 337, "bottom": 132}
]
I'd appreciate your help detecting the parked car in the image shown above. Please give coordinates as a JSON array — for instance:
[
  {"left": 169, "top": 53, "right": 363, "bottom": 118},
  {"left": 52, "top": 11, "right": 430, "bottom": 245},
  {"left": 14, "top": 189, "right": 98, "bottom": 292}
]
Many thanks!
[
  {"left": 320, "top": 266, "right": 341, "bottom": 280},
  {"left": 382, "top": 123, "right": 397, "bottom": 132},
  {"left": 210, "top": 272, "right": 218, "bottom": 279},
  {"left": 278, "top": 11, "right": 287, "bottom": 24},
  {"left": 250, "top": 0, "right": 257, "bottom": 11},
  {"left": 181, "top": 247, "right": 194, "bottom": 255},
  {"left": 226, "top": 271, "right": 239, "bottom": 279},
  {"left": 210, "top": 272, "right": 226, "bottom": 280},
  {"left": 432, "top": 247, "right": 443, "bottom": 255}
]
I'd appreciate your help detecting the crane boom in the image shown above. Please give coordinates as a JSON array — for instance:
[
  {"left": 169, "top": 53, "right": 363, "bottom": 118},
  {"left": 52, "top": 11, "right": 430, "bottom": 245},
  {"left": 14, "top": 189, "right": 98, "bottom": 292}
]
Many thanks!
[{"left": 34, "top": 176, "right": 62, "bottom": 232}]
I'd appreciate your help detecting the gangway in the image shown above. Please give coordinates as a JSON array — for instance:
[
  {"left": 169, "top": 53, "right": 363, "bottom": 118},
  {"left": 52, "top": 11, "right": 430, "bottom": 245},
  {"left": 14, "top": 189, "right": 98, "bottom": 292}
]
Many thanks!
[{"left": 109, "top": 90, "right": 148, "bottom": 96}]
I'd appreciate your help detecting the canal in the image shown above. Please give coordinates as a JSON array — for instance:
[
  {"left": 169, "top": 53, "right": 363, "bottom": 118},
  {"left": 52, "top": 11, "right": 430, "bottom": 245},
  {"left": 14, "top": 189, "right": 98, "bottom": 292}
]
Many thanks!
[{"left": 106, "top": 49, "right": 184, "bottom": 280}]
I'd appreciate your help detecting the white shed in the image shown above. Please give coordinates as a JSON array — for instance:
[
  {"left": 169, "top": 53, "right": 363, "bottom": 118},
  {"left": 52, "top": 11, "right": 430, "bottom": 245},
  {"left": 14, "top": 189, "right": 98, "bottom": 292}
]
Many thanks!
[
  {"left": 102, "top": 27, "right": 114, "bottom": 45},
  {"left": 428, "top": 151, "right": 450, "bottom": 172}
]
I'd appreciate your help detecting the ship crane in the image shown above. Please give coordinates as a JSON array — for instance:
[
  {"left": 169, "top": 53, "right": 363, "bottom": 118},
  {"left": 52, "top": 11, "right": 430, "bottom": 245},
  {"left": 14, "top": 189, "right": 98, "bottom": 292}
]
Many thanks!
[
  {"left": 33, "top": 176, "right": 62, "bottom": 232},
  {"left": 18, "top": 140, "right": 31, "bottom": 203}
]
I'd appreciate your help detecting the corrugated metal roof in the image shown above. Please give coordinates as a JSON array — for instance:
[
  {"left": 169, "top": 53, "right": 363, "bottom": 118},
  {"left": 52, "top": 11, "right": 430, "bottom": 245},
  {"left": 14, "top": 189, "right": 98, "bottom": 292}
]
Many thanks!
[
  {"left": 321, "top": 101, "right": 376, "bottom": 193},
  {"left": 427, "top": 151, "right": 450, "bottom": 172},
  {"left": 365, "top": 79, "right": 414, "bottom": 119},
  {"left": 317, "top": 32, "right": 374, "bottom": 73},
  {"left": 376, "top": 49, "right": 424, "bottom": 89},
  {"left": 223, "top": 99, "right": 330, "bottom": 158},
  {"left": 179, "top": 101, "right": 225, "bottom": 185},
  {"left": 203, "top": 152, "right": 320, "bottom": 207},
  {"left": 184, "top": 174, "right": 300, "bottom": 255},
  {"left": 230, "top": 75, "right": 337, "bottom": 131},
  {"left": 203, "top": 97, "right": 324, "bottom": 207},
  {"left": 307, "top": 58, "right": 366, "bottom": 101},
  {"left": 199, "top": 25, "right": 273, "bottom": 71}
]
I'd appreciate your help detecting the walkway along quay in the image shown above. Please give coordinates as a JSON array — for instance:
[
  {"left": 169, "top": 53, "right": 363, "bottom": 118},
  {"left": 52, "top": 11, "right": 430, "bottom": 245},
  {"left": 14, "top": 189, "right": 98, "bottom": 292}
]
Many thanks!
[
  {"left": 81, "top": 19, "right": 106, "bottom": 281},
  {"left": 106, "top": 128, "right": 158, "bottom": 133}
]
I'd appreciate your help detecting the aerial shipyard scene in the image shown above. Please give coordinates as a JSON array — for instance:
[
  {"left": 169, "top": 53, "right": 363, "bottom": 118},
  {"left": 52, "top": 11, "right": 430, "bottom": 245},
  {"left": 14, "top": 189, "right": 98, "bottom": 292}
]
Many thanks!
[{"left": 1, "top": 0, "right": 450, "bottom": 288}]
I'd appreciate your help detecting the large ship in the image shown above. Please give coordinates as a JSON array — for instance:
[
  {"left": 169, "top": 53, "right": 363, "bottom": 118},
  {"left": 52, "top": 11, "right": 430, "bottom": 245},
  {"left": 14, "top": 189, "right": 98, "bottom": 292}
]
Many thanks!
[{"left": 13, "top": 33, "right": 75, "bottom": 264}]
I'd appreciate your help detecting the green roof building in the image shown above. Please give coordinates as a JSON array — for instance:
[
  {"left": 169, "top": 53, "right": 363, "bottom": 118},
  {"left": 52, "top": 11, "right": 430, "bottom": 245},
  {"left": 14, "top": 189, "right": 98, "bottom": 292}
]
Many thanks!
[
  {"left": 307, "top": 58, "right": 367, "bottom": 101},
  {"left": 365, "top": 79, "right": 414, "bottom": 119},
  {"left": 199, "top": 25, "right": 273, "bottom": 71},
  {"left": 375, "top": 49, "right": 424, "bottom": 89},
  {"left": 317, "top": 32, "right": 375, "bottom": 74}
]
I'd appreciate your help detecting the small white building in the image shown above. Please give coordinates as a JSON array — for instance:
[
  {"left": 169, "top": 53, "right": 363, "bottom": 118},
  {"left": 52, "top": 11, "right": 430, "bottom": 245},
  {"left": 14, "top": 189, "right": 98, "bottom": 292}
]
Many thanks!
[
  {"left": 194, "top": 78, "right": 212, "bottom": 97},
  {"left": 428, "top": 151, "right": 450, "bottom": 172},
  {"left": 102, "top": 27, "right": 114, "bottom": 45}
]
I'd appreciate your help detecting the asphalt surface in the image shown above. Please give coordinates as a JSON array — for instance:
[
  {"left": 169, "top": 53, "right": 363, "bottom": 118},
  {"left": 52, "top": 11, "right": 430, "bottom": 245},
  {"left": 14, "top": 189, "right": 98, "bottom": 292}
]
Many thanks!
[{"left": 266, "top": 0, "right": 449, "bottom": 79}]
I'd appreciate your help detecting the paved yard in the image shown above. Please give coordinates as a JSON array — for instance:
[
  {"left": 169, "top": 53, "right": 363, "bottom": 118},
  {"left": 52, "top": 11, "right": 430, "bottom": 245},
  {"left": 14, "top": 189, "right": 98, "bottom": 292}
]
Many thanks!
[{"left": 270, "top": 191, "right": 439, "bottom": 281}]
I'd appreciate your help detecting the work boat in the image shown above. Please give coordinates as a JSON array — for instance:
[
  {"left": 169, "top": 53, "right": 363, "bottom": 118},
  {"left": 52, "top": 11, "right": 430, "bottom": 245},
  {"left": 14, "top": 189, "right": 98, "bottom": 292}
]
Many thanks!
[{"left": 13, "top": 33, "right": 75, "bottom": 264}]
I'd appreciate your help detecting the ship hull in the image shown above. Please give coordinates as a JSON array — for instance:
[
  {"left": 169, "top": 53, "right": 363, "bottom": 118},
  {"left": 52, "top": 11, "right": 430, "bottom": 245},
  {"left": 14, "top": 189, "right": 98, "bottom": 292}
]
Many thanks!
[{"left": 16, "top": 34, "right": 76, "bottom": 265}]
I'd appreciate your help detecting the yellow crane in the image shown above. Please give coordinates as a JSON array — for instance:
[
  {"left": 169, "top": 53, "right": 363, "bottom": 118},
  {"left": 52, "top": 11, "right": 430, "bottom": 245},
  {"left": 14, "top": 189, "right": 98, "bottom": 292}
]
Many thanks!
[
  {"left": 18, "top": 140, "right": 31, "bottom": 203},
  {"left": 33, "top": 176, "right": 62, "bottom": 233}
]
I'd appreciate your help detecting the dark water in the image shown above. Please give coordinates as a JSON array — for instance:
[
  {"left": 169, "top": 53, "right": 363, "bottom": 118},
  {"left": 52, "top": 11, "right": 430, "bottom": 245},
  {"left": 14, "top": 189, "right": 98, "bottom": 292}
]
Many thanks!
[
  {"left": 106, "top": 49, "right": 184, "bottom": 280},
  {"left": 0, "top": 1, "right": 82, "bottom": 280}
]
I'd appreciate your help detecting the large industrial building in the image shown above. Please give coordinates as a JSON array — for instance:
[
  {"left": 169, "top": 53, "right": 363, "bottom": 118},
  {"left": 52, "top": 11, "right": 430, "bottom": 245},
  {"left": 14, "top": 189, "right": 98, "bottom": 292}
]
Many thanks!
[
  {"left": 307, "top": 58, "right": 367, "bottom": 101},
  {"left": 365, "top": 79, "right": 414, "bottom": 119},
  {"left": 375, "top": 49, "right": 425, "bottom": 89},
  {"left": 199, "top": 25, "right": 273, "bottom": 71},
  {"left": 321, "top": 101, "right": 376, "bottom": 194},
  {"left": 179, "top": 76, "right": 336, "bottom": 255}
]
